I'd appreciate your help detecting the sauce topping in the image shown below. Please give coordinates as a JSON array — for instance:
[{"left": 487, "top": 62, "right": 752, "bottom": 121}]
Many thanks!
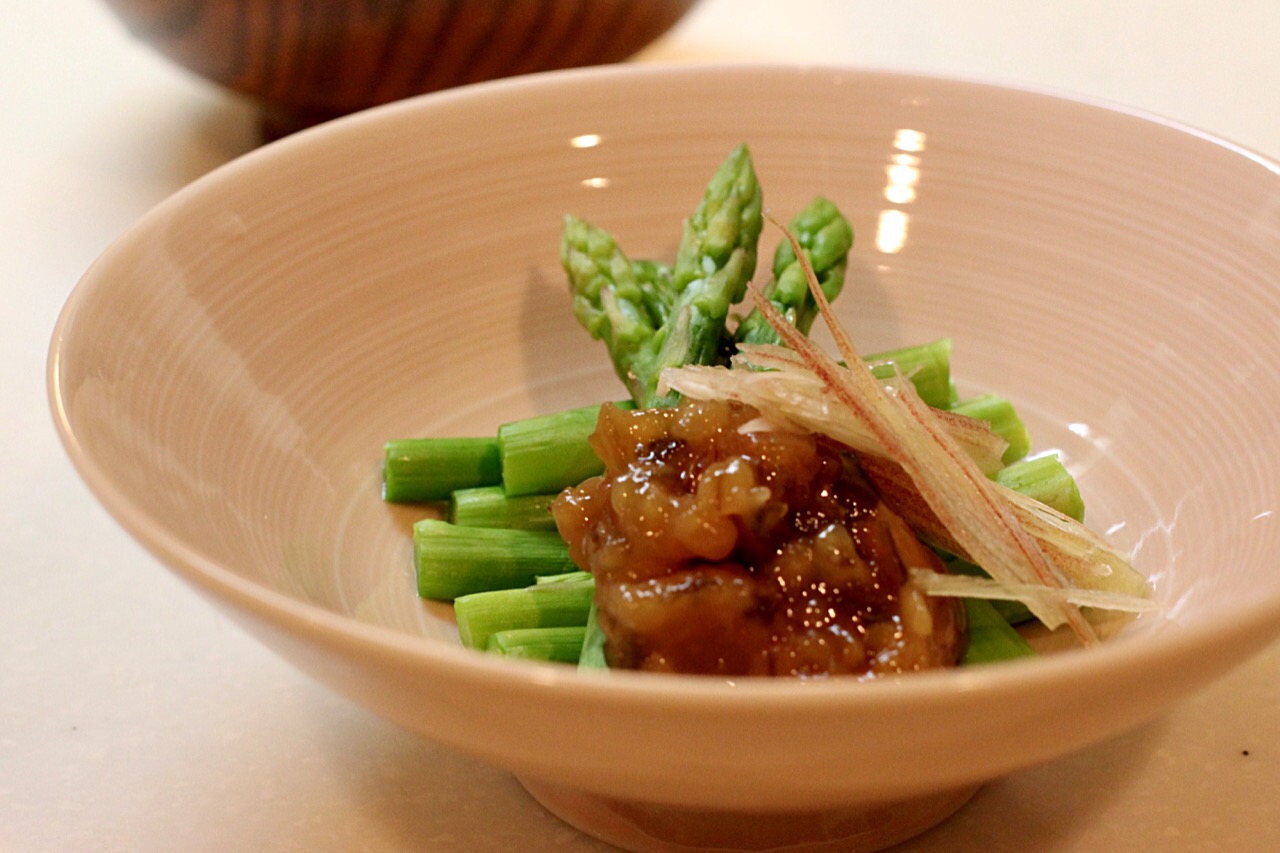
[{"left": 552, "top": 399, "right": 967, "bottom": 677}]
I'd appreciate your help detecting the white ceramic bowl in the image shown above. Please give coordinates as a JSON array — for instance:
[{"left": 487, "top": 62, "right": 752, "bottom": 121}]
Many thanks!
[{"left": 49, "top": 65, "right": 1280, "bottom": 852}]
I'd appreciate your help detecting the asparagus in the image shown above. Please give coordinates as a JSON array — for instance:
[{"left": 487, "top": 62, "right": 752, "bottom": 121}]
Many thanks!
[
  {"left": 383, "top": 437, "right": 501, "bottom": 503},
  {"left": 992, "top": 453, "right": 1084, "bottom": 522},
  {"left": 735, "top": 196, "right": 853, "bottom": 346},
  {"left": 562, "top": 144, "right": 764, "bottom": 408},
  {"left": 577, "top": 602, "right": 609, "bottom": 670},
  {"left": 454, "top": 580, "right": 595, "bottom": 649},
  {"left": 962, "top": 598, "right": 1037, "bottom": 664},
  {"left": 450, "top": 486, "right": 558, "bottom": 530},
  {"left": 498, "top": 402, "right": 630, "bottom": 497},
  {"left": 865, "top": 338, "right": 954, "bottom": 411},
  {"left": 486, "top": 626, "right": 587, "bottom": 662},
  {"left": 497, "top": 403, "right": 602, "bottom": 497},
  {"left": 951, "top": 394, "right": 1031, "bottom": 465},
  {"left": 414, "top": 519, "right": 577, "bottom": 600},
  {"left": 535, "top": 570, "right": 593, "bottom": 585}
]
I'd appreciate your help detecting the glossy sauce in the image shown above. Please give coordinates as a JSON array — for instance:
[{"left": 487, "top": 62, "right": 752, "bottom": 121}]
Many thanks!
[{"left": 552, "top": 399, "right": 966, "bottom": 677}]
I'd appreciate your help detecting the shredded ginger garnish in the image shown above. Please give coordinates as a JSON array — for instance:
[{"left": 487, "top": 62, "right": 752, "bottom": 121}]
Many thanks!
[{"left": 659, "top": 219, "right": 1153, "bottom": 646}]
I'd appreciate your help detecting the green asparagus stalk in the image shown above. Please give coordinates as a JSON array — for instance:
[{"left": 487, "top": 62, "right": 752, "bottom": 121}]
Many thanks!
[
  {"left": 449, "top": 486, "right": 558, "bottom": 531},
  {"left": 414, "top": 519, "right": 576, "bottom": 600},
  {"left": 497, "top": 402, "right": 630, "bottom": 497},
  {"left": 632, "top": 259, "right": 674, "bottom": 328},
  {"left": 454, "top": 580, "right": 595, "bottom": 649},
  {"left": 865, "top": 338, "right": 954, "bottom": 411},
  {"left": 560, "top": 217, "right": 660, "bottom": 404},
  {"left": 735, "top": 196, "right": 853, "bottom": 345},
  {"left": 578, "top": 601, "right": 609, "bottom": 670},
  {"left": 993, "top": 453, "right": 1085, "bottom": 522},
  {"left": 536, "top": 570, "right": 593, "bottom": 585},
  {"left": 383, "top": 437, "right": 501, "bottom": 503},
  {"left": 486, "top": 626, "right": 587, "bottom": 662},
  {"left": 951, "top": 394, "right": 1031, "bottom": 465},
  {"left": 562, "top": 144, "right": 764, "bottom": 408},
  {"left": 962, "top": 598, "right": 1037, "bottom": 664}
]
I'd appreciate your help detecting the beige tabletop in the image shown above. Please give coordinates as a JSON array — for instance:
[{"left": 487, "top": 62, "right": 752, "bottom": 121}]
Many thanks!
[{"left": 3, "top": 1, "right": 1277, "bottom": 850}]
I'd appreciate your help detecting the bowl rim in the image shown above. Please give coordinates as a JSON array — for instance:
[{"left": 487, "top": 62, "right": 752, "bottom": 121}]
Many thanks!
[{"left": 47, "top": 61, "right": 1280, "bottom": 709}]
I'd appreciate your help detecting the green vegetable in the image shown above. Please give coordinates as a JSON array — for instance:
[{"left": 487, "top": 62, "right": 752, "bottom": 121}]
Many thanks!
[
  {"left": 993, "top": 453, "right": 1084, "bottom": 522},
  {"left": 951, "top": 394, "right": 1031, "bottom": 465},
  {"left": 454, "top": 580, "right": 595, "bottom": 649},
  {"left": 449, "top": 486, "right": 558, "bottom": 531},
  {"left": 383, "top": 437, "right": 500, "bottom": 503},
  {"left": 962, "top": 598, "right": 1037, "bottom": 664},
  {"left": 577, "top": 602, "right": 609, "bottom": 670},
  {"left": 562, "top": 144, "right": 763, "bottom": 408},
  {"left": 485, "top": 626, "right": 587, "bottom": 662},
  {"left": 536, "top": 570, "right": 593, "bottom": 585},
  {"left": 498, "top": 402, "right": 630, "bottom": 497},
  {"left": 865, "top": 338, "right": 954, "bottom": 410},
  {"left": 413, "top": 519, "right": 576, "bottom": 600},
  {"left": 735, "top": 196, "right": 853, "bottom": 346}
]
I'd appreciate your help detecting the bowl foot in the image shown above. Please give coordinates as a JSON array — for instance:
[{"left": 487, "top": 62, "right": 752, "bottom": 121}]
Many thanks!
[{"left": 518, "top": 777, "right": 980, "bottom": 853}]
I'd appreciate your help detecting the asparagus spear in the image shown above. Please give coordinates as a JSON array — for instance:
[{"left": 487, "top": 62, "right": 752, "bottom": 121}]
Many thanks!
[
  {"left": 735, "top": 196, "right": 853, "bottom": 346},
  {"left": 383, "top": 436, "right": 501, "bottom": 503},
  {"left": 561, "top": 144, "right": 764, "bottom": 408},
  {"left": 414, "top": 519, "right": 576, "bottom": 600},
  {"left": 577, "top": 602, "right": 609, "bottom": 670},
  {"left": 486, "top": 626, "right": 587, "bottom": 662},
  {"left": 632, "top": 259, "right": 674, "bottom": 328},
  {"left": 951, "top": 394, "right": 1031, "bottom": 465},
  {"left": 498, "top": 402, "right": 628, "bottom": 496},
  {"left": 962, "top": 598, "right": 1037, "bottom": 664},
  {"left": 992, "top": 453, "right": 1084, "bottom": 522},
  {"left": 454, "top": 580, "right": 595, "bottom": 649},
  {"left": 449, "top": 486, "right": 558, "bottom": 531}
]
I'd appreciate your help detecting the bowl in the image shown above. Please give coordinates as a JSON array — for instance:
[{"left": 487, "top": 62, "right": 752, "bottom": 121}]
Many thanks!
[
  {"left": 100, "top": 0, "right": 698, "bottom": 137},
  {"left": 49, "top": 65, "right": 1280, "bottom": 851}
]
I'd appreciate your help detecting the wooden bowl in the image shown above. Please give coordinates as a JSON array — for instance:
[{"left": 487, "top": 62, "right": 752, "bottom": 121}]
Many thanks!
[{"left": 101, "top": 0, "right": 698, "bottom": 137}]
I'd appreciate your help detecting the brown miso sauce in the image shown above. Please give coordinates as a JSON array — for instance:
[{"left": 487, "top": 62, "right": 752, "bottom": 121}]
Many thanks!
[{"left": 552, "top": 399, "right": 967, "bottom": 678}]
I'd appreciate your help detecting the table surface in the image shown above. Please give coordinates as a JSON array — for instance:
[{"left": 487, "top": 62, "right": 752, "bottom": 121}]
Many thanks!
[{"left": 4, "top": 2, "right": 1278, "bottom": 850}]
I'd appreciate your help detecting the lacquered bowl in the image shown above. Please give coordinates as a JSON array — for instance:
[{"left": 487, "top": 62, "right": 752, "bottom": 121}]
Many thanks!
[
  {"left": 101, "top": 0, "right": 697, "bottom": 137},
  {"left": 48, "top": 65, "right": 1280, "bottom": 852}
]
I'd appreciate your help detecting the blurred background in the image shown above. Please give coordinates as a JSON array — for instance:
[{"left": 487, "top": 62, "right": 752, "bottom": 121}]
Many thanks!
[{"left": 3, "top": 2, "right": 1278, "bottom": 850}]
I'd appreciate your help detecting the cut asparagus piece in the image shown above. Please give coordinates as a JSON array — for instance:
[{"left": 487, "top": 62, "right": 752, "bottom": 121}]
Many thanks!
[
  {"left": 454, "top": 580, "right": 595, "bottom": 649},
  {"left": 383, "top": 437, "right": 500, "bottom": 503},
  {"left": 993, "top": 453, "right": 1084, "bottom": 522},
  {"left": 449, "top": 486, "right": 558, "bottom": 531},
  {"left": 536, "top": 570, "right": 593, "bottom": 585},
  {"left": 962, "top": 598, "right": 1037, "bottom": 664},
  {"left": 414, "top": 519, "right": 577, "bottom": 600},
  {"left": 865, "top": 338, "right": 954, "bottom": 411},
  {"left": 485, "top": 626, "right": 587, "bottom": 662},
  {"left": 577, "top": 601, "right": 608, "bottom": 670},
  {"left": 950, "top": 394, "right": 1031, "bottom": 465},
  {"left": 498, "top": 402, "right": 630, "bottom": 497}
]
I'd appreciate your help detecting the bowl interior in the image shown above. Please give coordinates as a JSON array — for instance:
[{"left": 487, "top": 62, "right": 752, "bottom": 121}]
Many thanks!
[{"left": 49, "top": 66, "right": 1280, "bottom": 811}]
